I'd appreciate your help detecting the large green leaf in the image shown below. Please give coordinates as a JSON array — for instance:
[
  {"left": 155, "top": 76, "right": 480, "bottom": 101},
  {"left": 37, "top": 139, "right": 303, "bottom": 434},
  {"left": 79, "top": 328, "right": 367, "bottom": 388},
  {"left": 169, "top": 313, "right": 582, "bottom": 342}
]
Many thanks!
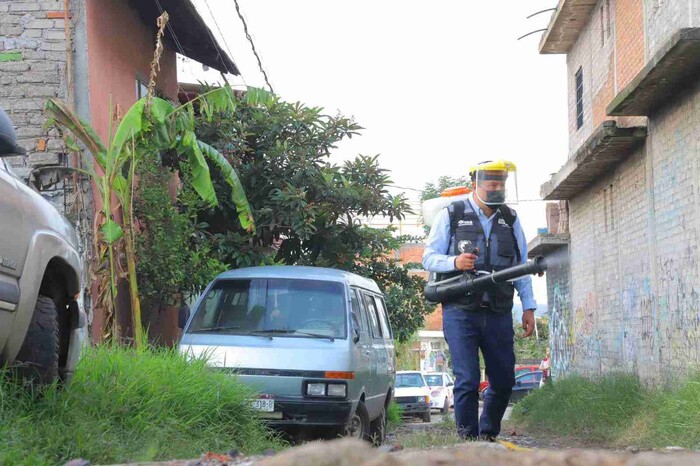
[
  {"left": 101, "top": 219, "right": 124, "bottom": 244},
  {"left": 244, "top": 87, "right": 275, "bottom": 107},
  {"left": 178, "top": 131, "right": 217, "bottom": 206},
  {"left": 149, "top": 97, "right": 175, "bottom": 123},
  {"left": 197, "top": 140, "right": 255, "bottom": 232},
  {"left": 109, "top": 98, "right": 147, "bottom": 170},
  {"left": 45, "top": 99, "right": 107, "bottom": 168}
]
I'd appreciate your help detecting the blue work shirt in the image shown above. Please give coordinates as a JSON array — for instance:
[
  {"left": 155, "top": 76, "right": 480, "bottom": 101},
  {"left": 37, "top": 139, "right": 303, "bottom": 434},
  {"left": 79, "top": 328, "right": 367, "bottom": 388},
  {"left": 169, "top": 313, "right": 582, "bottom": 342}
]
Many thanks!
[{"left": 422, "top": 195, "right": 537, "bottom": 311}]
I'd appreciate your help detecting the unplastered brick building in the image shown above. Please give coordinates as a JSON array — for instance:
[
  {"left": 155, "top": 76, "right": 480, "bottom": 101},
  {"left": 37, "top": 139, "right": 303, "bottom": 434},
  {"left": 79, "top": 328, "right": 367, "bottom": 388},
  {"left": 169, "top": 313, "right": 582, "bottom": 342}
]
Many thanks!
[
  {"left": 529, "top": 0, "right": 700, "bottom": 385},
  {"left": 0, "top": 0, "right": 238, "bottom": 339}
]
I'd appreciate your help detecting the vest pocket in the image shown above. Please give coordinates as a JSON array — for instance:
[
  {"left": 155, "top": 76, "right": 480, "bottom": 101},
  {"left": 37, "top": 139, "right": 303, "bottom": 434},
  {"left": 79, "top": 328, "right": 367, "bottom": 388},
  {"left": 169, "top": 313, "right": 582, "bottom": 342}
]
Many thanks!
[{"left": 497, "top": 237, "right": 516, "bottom": 258}]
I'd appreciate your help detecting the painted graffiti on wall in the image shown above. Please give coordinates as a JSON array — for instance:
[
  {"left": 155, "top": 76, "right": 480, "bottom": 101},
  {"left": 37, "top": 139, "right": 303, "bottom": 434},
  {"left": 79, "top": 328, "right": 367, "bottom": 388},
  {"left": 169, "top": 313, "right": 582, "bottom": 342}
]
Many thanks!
[{"left": 549, "top": 282, "right": 573, "bottom": 379}]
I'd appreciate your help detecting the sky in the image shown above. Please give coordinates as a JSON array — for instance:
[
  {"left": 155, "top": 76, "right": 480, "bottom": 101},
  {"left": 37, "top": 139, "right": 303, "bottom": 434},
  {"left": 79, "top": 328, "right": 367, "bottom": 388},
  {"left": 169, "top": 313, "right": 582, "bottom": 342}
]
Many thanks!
[{"left": 180, "top": 0, "right": 570, "bottom": 305}]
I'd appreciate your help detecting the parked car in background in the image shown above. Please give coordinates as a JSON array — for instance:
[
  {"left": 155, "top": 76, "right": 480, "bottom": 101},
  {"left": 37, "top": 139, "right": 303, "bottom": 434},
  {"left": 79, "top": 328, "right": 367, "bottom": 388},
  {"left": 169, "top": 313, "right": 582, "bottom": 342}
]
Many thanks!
[
  {"left": 479, "top": 364, "right": 541, "bottom": 398},
  {"left": 0, "top": 107, "right": 86, "bottom": 386},
  {"left": 515, "top": 364, "right": 540, "bottom": 377},
  {"left": 510, "top": 370, "right": 543, "bottom": 402},
  {"left": 424, "top": 372, "right": 454, "bottom": 413},
  {"left": 481, "top": 370, "right": 543, "bottom": 403},
  {"left": 179, "top": 266, "right": 395, "bottom": 444},
  {"left": 394, "top": 371, "right": 431, "bottom": 423}
]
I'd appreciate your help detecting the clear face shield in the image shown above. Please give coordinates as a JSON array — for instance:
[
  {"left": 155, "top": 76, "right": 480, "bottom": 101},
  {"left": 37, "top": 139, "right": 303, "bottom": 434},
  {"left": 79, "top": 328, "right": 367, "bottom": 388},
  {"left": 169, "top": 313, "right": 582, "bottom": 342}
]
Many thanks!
[{"left": 473, "top": 169, "right": 519, "bottom": 208}]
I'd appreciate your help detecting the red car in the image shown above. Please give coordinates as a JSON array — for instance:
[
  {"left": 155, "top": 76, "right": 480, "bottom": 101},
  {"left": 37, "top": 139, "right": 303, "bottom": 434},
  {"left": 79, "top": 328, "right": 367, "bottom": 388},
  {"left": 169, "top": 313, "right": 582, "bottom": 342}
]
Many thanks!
[{"left": 478, "top": 365, "right": 540, "bottom": 397}]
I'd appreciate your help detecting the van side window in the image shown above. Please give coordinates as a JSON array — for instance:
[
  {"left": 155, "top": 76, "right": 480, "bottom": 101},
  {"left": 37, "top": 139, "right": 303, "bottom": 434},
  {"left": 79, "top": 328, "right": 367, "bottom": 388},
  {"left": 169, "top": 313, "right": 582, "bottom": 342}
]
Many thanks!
[
  {"left": 350, "top": 289, "right": 367, "bottom": 336},
  {"left": 373, "top": 296, "right": 392, "bottom": 339},
  {"left": 362, "top": 293, "right": 383, "bottom": 339}
]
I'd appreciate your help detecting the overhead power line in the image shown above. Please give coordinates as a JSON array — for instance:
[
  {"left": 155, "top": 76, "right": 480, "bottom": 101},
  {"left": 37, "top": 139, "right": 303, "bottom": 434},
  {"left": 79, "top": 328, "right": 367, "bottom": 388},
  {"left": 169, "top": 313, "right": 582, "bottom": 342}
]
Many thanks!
[
  {"left": 203, "top": 0, "right": 243, "bottom": 81},
  {"left": 232, "top": 0, "right": 274, "bottom": 93}
]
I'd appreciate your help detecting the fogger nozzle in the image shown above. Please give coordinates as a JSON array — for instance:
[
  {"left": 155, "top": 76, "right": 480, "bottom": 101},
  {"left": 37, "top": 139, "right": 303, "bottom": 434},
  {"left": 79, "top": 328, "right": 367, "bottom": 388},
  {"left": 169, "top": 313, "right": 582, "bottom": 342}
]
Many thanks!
[{"left": 423, "top": 256, "right": 548, "bottom": 303}]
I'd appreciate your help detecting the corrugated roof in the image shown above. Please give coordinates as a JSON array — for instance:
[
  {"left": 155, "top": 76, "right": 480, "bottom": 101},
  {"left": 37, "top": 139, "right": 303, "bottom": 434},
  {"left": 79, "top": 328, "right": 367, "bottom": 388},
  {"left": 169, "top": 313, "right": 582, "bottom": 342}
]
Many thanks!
[{"left": 128, "top": 0, "right": 239, "bottom": 75}]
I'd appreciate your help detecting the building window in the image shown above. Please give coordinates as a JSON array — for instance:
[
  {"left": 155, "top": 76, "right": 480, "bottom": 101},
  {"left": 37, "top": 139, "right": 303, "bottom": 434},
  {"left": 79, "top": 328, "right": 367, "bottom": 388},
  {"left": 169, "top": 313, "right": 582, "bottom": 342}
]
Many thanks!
[
  {"left": 605, "top": 0, "right": 611, "bottom": 38},
  {"left": 575, "top": 67, "right": 584, "bottom": 130},
  {"left": 600, "top": 5, "right": 605, "bottom": 45},
  {"left": 136, "top": 77, "right": 148, "bottom": 100}
]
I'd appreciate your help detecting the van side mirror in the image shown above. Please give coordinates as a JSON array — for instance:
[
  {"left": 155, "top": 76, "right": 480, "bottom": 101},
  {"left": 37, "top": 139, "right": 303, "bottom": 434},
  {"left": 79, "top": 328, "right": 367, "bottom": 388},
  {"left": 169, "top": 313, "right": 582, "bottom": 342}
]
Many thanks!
[
  {"left": 447, "top": 381, "right": 454, "bottom": 387},
  {"left": 352, "top": 328, "right": 360, "bottom": 344}
]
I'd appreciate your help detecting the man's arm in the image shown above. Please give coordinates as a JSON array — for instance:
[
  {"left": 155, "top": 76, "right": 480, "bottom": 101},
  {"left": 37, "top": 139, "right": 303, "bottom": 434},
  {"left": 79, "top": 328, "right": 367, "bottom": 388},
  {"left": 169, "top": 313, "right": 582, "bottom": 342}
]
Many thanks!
[
  {"left": 512, "top": 216, "right": 537, "bottom": 337},
  {"left": 512, "top": 216, "right": 537, "bottom": 311},
  {"left": 422, "top": 208, "right": 457, "bottom": 273}
]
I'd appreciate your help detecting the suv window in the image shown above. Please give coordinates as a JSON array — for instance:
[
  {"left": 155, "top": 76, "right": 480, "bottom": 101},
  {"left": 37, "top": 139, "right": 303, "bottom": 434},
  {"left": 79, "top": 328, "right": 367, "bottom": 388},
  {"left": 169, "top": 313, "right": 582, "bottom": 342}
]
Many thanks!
[
  {"left": 362, "top": 292, "right": 383, "bottom": 339},
  {"left": 373, "top": 295, "right": 392, "bottom": 339}
]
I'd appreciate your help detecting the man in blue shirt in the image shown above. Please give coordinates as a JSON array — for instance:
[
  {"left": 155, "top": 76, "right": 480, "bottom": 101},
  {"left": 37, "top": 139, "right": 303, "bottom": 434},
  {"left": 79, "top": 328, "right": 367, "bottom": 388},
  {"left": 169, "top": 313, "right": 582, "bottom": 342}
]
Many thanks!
[{"left": 422, "top": 160, "right": 537, "bottom": 441}]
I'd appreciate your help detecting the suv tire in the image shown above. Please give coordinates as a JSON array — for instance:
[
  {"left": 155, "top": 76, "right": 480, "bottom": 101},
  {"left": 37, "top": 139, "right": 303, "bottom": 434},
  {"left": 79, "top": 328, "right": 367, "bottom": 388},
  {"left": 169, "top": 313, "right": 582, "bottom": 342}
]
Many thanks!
[
  {"left": 369, "top": 406, "right": 387, "bottom": 446},
  {"left": 421, "top": 410, "right": 431, "bottom": 423},
  {"left": 13, "top": 295, "right": 60, "bottom": 385}
]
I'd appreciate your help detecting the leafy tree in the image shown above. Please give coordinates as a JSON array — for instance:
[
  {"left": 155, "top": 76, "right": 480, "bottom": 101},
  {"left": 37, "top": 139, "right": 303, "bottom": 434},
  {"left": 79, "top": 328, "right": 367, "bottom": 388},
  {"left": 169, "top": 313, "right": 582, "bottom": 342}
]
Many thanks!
[
  {"left": 514, "top": 316, "right": 550, "bottom": 363},
  {"left": 194, "top": 95, "right": 432, "bottom": 341},
  {"left": 420, "top": 175, "right": 472, "bottom": 234},
  {"left": 420, "top": 175, "right": 472, "bottom": 201}
]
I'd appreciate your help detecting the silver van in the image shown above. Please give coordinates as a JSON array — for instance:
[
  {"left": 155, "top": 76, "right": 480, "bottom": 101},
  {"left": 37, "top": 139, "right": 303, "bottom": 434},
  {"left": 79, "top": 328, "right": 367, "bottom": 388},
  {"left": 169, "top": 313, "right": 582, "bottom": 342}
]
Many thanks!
[{"left": 179, "top": 266, "right": 396, "bottom": 443}]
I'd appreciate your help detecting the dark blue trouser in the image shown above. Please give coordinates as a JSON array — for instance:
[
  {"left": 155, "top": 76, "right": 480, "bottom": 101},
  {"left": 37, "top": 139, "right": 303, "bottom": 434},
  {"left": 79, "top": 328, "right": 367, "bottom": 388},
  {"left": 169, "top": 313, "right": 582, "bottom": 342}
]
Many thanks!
[{"left": 443, "top": 304, "right": 515, "bottom": 438}]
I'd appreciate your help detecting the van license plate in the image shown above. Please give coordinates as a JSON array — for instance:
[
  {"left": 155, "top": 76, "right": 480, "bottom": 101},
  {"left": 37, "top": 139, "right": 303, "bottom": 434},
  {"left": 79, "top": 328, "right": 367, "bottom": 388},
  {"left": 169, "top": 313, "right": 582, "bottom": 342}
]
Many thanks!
[{"left": 251, "top": 398, "right": 274, "bottom": 412}]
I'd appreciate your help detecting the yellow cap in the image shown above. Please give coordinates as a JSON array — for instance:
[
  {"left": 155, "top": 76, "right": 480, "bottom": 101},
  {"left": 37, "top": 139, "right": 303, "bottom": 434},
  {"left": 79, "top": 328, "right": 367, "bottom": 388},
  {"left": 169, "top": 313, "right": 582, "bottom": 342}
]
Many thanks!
[{"left": 469, "top": 160, "right": 517, "bottom": 173}]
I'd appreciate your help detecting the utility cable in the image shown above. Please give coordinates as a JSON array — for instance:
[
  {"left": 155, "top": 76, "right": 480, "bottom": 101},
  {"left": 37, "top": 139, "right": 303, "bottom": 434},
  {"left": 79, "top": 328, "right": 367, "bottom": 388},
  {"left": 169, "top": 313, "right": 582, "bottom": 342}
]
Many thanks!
[
  {"left": 203, "top": 0, "right": 243, "bottom": 80},
  {"left": 232, "top": 0, "right": 274, "bottom": 93}
]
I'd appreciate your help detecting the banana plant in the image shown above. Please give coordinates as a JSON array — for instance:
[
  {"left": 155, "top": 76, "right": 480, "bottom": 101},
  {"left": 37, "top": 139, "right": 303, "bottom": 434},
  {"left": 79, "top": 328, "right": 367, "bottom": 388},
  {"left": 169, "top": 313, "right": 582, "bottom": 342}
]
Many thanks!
[{"left": 44, "top": 85, "right": 272, "bottom": 346}]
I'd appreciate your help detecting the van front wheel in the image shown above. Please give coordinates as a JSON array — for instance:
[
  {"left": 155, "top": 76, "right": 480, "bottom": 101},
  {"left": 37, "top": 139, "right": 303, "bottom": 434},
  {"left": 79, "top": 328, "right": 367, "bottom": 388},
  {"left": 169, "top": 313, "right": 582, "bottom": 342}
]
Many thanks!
[{"left": 345, "top": 401, "right": 370, "bottom": 441}]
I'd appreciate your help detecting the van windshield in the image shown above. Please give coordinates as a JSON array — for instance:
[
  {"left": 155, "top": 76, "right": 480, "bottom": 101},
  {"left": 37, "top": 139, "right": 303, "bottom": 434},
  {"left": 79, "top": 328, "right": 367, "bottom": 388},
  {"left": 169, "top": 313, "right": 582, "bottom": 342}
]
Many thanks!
[{"left": 188, "top": 278, "right": 347, "bottom": 339}]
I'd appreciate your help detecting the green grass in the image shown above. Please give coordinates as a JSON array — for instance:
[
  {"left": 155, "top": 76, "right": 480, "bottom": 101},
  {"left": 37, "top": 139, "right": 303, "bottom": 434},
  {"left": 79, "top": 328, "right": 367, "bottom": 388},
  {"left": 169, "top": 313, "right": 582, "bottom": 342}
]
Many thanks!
[
  {"left": 0, "top": 345, "right": 284, "bottom": 465},
  {"left": 512, "top": 372, "right": 700, "bottom": 449},
  {"left": 393, "top": 413, "right": 462, "bottom": 449},
  {"left": 387, "top": 400, "right": 403, "bottom": 426}
]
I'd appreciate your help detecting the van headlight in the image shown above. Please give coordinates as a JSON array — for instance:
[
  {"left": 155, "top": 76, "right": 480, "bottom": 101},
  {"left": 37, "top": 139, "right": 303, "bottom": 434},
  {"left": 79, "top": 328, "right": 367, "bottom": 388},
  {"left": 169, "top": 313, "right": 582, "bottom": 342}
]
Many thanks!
[
  {"left": 307, "top": 383, "right": 326, "bottom": 396},
  {"left": 327, "top": 384, "right": 347, "bottom": 397}
]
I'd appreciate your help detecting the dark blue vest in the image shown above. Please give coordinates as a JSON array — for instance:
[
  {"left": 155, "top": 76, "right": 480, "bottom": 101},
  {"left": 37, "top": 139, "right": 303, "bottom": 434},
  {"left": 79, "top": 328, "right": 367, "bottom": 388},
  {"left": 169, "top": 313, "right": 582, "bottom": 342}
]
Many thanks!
[{"left": 437, "top": 200, "right": 520, "bottom": 313}]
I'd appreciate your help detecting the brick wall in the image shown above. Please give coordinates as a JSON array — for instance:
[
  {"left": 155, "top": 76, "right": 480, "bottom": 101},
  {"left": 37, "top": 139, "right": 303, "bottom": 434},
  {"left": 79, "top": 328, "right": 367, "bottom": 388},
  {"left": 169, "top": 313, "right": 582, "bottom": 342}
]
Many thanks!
[
  {"left": 643, "top": 0, "right": 700, "bottom": 61},
  {"left": 0, "top": 0, "right": 68, "bottom": 193},
  {"left": 553, "top": 76, "right": 700, "bottom": 385},
  {"left": 394, "top": 243, "right": 443, "bottom": 331},
  {"left": 545, "top": 248, "right": 572, "bottom": 379},
  {"left": 617, "top": 0, "right": 646, "bottom": 90},
  {"left": 566, "top": 0, "right": 647, "bottom": 157}
]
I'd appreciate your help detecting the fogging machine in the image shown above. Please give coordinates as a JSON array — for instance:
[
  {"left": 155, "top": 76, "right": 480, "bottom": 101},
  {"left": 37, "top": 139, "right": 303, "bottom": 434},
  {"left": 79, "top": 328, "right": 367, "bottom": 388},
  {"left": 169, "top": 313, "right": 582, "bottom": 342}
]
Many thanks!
[{"left": 424, "top": 256, "right": 548, "bottom": 303}]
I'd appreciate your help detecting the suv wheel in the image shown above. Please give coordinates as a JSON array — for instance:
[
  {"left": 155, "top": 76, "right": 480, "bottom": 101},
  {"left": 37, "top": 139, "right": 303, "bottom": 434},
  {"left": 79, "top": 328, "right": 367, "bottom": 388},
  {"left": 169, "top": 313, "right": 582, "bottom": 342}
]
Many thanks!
[
  {"left": 421, "top": 410, "right": 432, "bottom": 423},
  {"left": 369, "top": 406, "right": 387, "bottom": 446},
  {"left": 13, "top": 295, "right": 60, "bottom": 385}
]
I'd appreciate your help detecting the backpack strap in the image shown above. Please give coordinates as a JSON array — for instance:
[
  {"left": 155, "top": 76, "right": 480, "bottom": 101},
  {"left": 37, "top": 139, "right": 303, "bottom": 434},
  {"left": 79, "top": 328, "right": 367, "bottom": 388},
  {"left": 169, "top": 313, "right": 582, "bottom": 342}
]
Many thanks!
[
  {"left": 449, "top": 200, "right": 466, "bottom": 238},
  {"left": 499, "top": 204, "right": 522, "bottom": 262}
]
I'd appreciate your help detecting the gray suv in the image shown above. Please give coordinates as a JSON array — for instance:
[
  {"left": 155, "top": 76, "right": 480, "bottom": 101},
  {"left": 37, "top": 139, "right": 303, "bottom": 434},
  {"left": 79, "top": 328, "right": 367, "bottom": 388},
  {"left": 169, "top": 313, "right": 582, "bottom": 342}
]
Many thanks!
[{"left": 0, "top": 108, "right": 86, "bottom": 385}]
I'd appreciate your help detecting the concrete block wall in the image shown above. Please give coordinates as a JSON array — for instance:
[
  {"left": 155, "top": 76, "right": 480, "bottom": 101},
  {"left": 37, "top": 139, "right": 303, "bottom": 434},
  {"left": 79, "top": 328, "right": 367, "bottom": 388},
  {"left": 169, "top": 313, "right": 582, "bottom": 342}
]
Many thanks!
[
  {"left": 554, "top": 77, "right": 700, "bottom": 385},
  {"left": 0, "top": 0, "right": 68, "bottom": 206},
  {"left": 546, "top": 249, "right": 572, "bottom": 378},
  {"left": 643, "top": 0, "right": 700, "bottom": 61}
]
